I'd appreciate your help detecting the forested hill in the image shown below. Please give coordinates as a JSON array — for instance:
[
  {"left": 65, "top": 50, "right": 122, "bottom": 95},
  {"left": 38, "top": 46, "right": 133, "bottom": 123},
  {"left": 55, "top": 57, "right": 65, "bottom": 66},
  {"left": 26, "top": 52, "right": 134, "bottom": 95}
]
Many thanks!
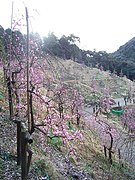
[
  {"left": 112, "top": 37, "right": 135, "bottom": 61},
  {"left": 1, "top": 24, "right": 135, "bottom": 80},
  {"left": 109, "top": 37, "right": 135, "bottom": 80}
]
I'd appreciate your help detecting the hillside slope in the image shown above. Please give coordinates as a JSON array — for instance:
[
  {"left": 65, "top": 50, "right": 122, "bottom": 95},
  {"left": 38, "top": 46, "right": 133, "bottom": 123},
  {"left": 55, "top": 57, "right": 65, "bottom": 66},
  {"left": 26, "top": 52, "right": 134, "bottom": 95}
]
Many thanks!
[
  {"left": 43, "top": 55, "right": 135, "bottom": 101},
  {"left": 1, "top": 113, "right": 135, "bottom": 179},
  {"left": 1, "top": 56, "right": 135, "bottom": 179},
  {"left": 112, "top": 37, "right": 135, "bottom": 61}
]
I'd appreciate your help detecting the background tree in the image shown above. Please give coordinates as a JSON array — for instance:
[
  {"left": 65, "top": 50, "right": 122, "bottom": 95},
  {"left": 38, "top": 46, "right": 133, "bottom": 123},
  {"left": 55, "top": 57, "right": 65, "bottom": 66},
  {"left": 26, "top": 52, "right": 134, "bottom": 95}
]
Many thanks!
[{"left": 43, "top": 32, "right": 62, "bottom": 57}]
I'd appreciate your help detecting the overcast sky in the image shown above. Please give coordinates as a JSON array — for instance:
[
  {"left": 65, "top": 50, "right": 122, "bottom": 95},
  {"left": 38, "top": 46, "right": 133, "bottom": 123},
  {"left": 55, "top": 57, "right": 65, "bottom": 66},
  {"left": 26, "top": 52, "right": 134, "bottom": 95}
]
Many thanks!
[{"left": 1, "top": 0, "right": 135, "bottom": 53}]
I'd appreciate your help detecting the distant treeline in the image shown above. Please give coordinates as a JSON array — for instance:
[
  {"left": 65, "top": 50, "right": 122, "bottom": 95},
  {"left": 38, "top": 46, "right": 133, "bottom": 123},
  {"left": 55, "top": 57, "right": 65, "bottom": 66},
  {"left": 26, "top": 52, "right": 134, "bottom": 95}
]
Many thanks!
[{"left": 0, "top": 25, "right": 135, "bottom": 80}]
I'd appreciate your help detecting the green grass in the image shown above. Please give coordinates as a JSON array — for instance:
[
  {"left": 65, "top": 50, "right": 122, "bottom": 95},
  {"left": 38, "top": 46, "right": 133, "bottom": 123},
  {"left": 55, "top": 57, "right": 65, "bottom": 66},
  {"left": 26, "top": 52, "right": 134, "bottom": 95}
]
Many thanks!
[{"left": 32, "top": 159, "right": 50, "bottom": 178}]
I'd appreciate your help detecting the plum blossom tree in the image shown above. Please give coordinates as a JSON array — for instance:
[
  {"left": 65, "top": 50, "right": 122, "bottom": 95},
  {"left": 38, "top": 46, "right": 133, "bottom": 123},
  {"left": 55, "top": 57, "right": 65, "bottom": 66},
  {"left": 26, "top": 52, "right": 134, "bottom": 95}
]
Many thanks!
[
  {"left": 121, "top": 107, "right": 135, "bottom": 133},
  {"left": 1, "top": 11, "right": 84, "bottom": 159}
]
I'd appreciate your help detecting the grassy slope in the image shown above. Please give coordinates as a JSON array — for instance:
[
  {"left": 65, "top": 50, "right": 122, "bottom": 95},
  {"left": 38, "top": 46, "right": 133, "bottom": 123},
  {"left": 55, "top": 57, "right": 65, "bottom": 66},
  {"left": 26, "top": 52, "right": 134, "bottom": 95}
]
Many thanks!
[
  {"left": 44, "top": 55, "right": 135, "bottom": 100},
  {"left": 0, "top": 57, "right": 135, "bottom": 179}
]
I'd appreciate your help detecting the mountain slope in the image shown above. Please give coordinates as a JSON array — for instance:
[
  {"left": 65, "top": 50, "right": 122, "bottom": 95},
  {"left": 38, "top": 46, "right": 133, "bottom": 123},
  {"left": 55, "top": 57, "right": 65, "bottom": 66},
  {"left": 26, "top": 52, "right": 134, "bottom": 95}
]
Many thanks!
[
  {"left": 112, "top": 37, "right": 135, "bottom": 61},
  {"left": 1, "top": 56, "right": 135, "bottom": 179},
  {"left": 44, "top": 55, "right": 135, "bottom": 101}
]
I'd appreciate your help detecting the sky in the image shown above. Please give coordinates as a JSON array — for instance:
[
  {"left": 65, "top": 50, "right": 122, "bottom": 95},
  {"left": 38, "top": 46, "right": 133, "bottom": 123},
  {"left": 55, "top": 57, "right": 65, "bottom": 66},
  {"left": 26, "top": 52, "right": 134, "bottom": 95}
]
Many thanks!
[{"left": 1, "top": 0, "right": 135, "bottom": 53}]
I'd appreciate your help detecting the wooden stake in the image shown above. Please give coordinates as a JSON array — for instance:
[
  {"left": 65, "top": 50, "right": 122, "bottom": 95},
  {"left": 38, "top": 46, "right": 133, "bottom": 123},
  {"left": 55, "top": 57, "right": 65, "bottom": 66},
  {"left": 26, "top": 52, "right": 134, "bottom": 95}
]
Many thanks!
[
  {"left": 108, "top": 150, "right": 112, "bottom": 164},
  {"left": 21, "top": 131, "right": 28, "bottom": 180},
  {"left": 17, "top": 120, "right": 21, "bottom": 165},
  {"left": 27, "top": 148, "right": 33, "bottom": 174},
  {"left": 8, "top": 1, "right": 14, "bottom": 119},
  {"left": 103, "top": 145, "right": 107, "bottom": 157},
  {"left": 25, "top": 7, "right": 30, "bottom": 133}
]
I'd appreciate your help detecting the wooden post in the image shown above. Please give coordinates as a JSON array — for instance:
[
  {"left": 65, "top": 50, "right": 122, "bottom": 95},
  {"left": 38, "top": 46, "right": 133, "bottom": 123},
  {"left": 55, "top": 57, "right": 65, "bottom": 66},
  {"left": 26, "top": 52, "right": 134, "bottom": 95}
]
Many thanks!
[
  {"left": 30, "top": 88, "right": 35, "bottom": 134},
  {"left": 7, "top": 78, "right": 13, "bottom": 119},
  {"left": 25, "top": 7, "right": 30, "bottom": 133},
  {"left": 118, "top": 149, "right": 121, "bottom": 160},
  {"left": 17, "top": 121, "right": 21, "bottom": 165},
  {"left": 8, "top": 1, "right": 14, "bottom": 120},
  {"left": 108, "top": 150, "right": 112, "bottom": 164},
  {"left": 27, "top": 148, "right": 33, "bottom": 174},
  {"left": 103, "top": 145, "right": 107, "bottom": 157},
  {"left": 21, "top": 131, "right": 28, "bottom": 180}
]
